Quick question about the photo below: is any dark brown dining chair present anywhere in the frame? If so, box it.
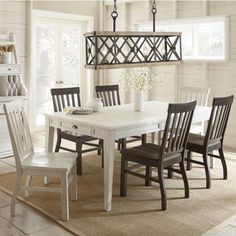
[51,87,103,175]
[120,100,197,210]
[186,95,234,188]
[95,84,146,150]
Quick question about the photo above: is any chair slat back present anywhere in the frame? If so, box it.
[205,95,234,144]
[160,101,197,160]
[95,85,121,107]
[3,101,34,170]
[180,87,210,106]
[51,87,81,112]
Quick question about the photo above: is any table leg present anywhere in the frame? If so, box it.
[45,116,54,153]
[103,130,115,212]
[44,116,55,184]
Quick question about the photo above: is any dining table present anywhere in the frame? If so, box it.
[44,101,211,212]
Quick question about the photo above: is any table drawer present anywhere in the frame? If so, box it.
[0,64,22,75]
[59,119,92,136]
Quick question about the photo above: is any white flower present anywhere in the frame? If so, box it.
[120,67,155,91]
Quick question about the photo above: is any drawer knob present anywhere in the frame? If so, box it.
[8,68,11,71]
[72,125,78,129]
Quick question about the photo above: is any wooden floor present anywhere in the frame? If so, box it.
[0,131,236,236]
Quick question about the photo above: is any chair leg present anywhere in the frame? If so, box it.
[158,168,167,211]
[98,139,104,168]
[157,131,162,144]
[203,153,211,189]
[120,154,128,197]
[71,164,78,201]
[145,165,152,186]
[117,140,121,150]
[61,172,69,221]
[219,148,227,179]
[55,132,61,152]
[11,173,22,216]
[101,144,104,169]
[98,139,103,155]
[121,138,127,151]
[179,161,189,198]
[167,166,173,178]
[186,151,192,171]
[142,134,147,145]
[209,152,215,169]
[25,175,32,197]
[151,132,156,144]
[76,141,83,175]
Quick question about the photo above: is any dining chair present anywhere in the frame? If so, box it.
[179,87,210,135]
[186,95,234,188]
[157,87,210,144]
[4,101,77,221]
[120,100,197,210]
[95,84,146,150]
[51,87,103,175]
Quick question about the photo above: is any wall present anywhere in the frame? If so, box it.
[102,0,236,148]
[0,0,29,87]
[33,1,100,30]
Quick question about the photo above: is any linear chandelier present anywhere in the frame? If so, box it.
[85,0,182,70]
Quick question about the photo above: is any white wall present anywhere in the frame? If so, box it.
[0,0,29,87]
[102,0,236,148]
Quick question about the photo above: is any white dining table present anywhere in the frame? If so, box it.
[45,101,211,212]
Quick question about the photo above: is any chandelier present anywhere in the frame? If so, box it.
[85,0,182,70]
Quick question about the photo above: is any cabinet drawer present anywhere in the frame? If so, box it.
[0,64,22,75]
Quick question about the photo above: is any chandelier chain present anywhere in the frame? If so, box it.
[152,0,157,32]
[111,0,118,32]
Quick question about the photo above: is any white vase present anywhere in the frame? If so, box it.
[87,98,103,112]
[2,52,13,64]
[134,90,143,111]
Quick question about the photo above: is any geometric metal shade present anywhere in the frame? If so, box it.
[85,31,182,70]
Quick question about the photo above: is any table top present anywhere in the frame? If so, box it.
[45,101,211,130]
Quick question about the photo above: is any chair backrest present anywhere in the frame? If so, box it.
[160,101,197,162]
[3,101,34,170]
[179,87,210,106]
[205,95,234,145]
[95,85,121,107]
[51,87,81,112]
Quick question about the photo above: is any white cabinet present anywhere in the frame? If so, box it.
[0,33,27,158]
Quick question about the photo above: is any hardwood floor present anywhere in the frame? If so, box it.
[0,131,236,235]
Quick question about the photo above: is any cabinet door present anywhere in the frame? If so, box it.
[0,114,13,158]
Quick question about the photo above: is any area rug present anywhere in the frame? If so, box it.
[1,152,236,236]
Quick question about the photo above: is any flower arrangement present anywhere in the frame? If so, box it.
[120,67,154,92]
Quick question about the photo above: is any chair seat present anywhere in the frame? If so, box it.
[122,143,162,165]
[22,152,77,172]
[187,133,221,152]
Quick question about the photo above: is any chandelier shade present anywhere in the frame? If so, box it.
[84,0,182,70]
[85,31,182,70]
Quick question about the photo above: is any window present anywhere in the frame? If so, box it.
[137,16,229,61]
[31,10,93,131]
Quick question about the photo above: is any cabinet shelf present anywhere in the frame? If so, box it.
[0,41,14,46]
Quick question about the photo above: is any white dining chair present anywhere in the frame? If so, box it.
[4,101,77,221]
[179,87,215,168]
[179,87,210,135]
